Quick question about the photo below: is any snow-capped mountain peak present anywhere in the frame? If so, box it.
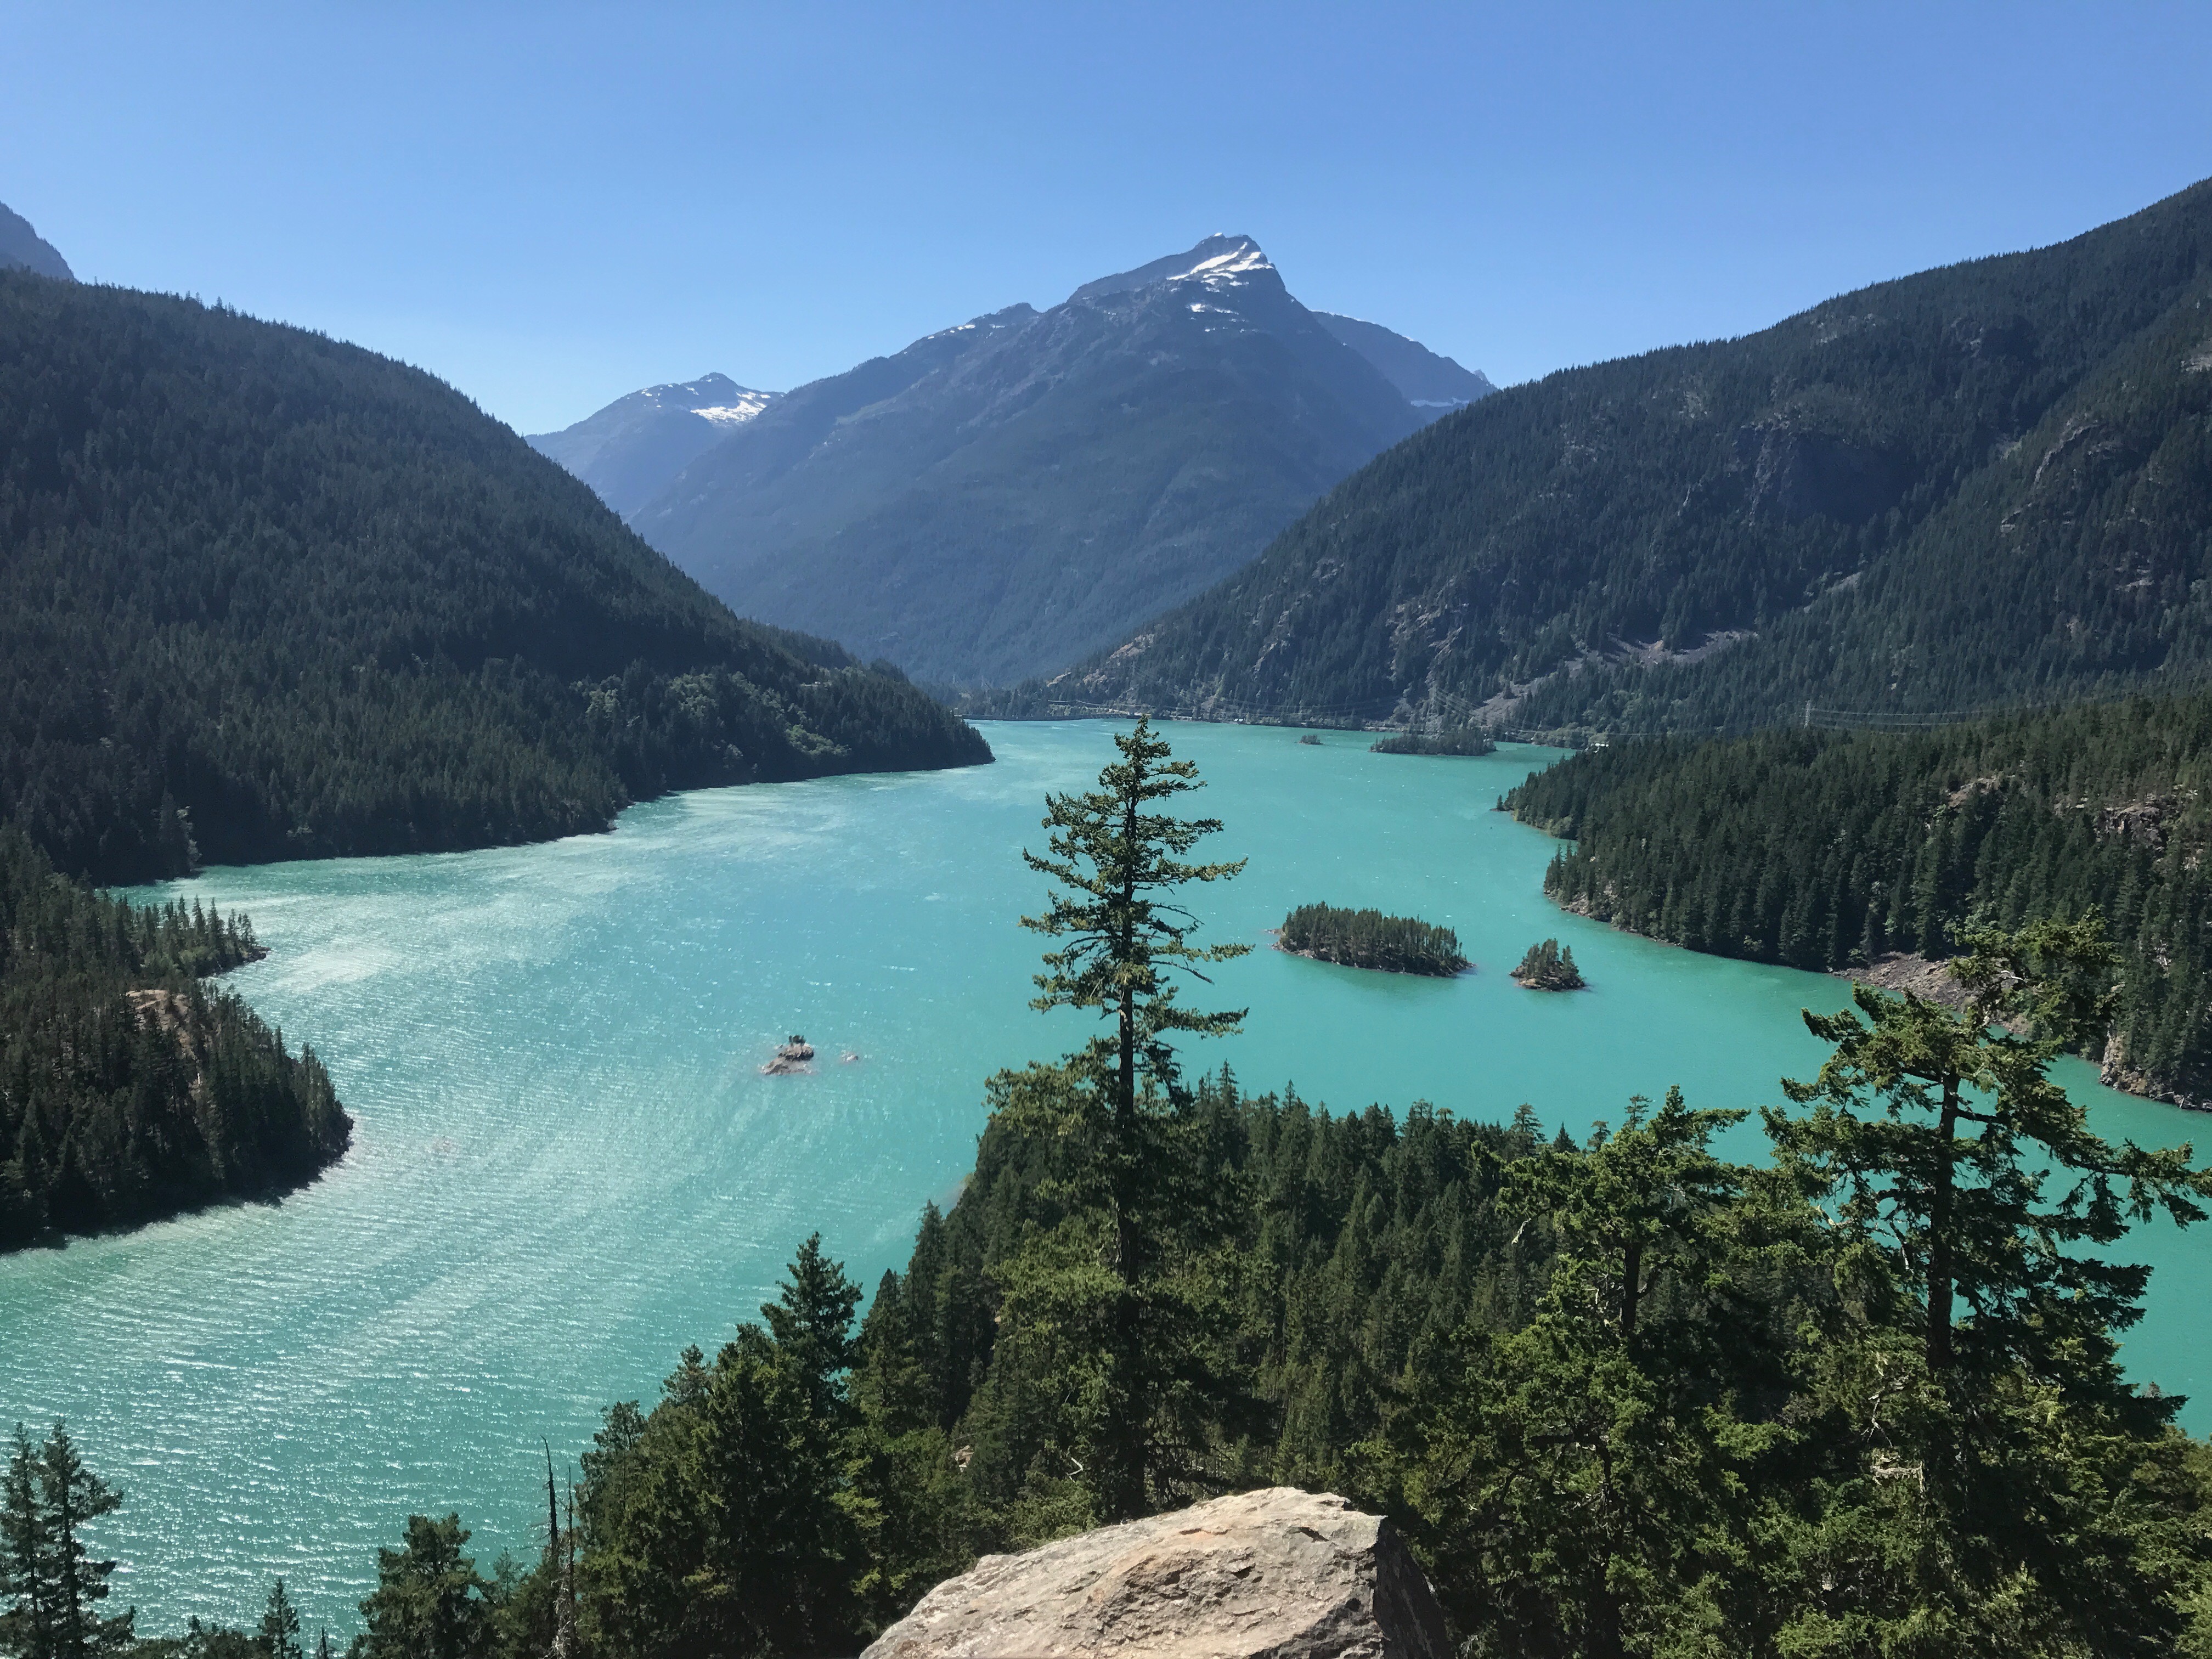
[1168,236,1273,286]
[1066,234,1276,304]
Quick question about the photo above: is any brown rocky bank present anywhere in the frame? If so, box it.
[1839,952,2205,1112]
[862,1487,1450,1659]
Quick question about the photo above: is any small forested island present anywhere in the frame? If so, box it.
[1279,901,1468,975]
[0,827,351,1249]
[1511,937,1585,990]
[1298,732,1323,745]
[1369,727,1497,756]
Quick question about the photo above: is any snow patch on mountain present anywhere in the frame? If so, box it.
[695,392,774,427]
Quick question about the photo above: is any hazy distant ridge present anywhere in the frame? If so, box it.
[528,373,776,518]
[0,201,73,281]
[567,234,1491,684]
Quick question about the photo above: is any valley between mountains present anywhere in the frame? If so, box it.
[14,163,2212,1659]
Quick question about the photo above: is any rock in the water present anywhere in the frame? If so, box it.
[862,1486,1450,1659]
[760,1034,816,1075]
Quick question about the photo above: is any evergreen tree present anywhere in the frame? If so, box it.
[575,1244,867,1658]
[0,1425,131,1659]
[354,1515,493,1659]
[1769,914,2212,1650]
[32,1427,129,1659]
[0,1427,52,1659]
[998,718,1252,1520]
[256,1582,301,1659]
[1383,1090,1802,1655]
[1776,913,2209,1376]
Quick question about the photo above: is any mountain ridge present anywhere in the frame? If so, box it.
[528,371,776,518]
[0,200,72,281]
[536,235,1492,685]
[1024,178,2212,732]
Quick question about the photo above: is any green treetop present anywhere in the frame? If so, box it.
[1777,912,2210,1379]
[0,1424,132,1659]
[1022,715,1251,1147]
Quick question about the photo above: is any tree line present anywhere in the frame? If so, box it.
[15,721,2212,1656]
[0,270,989,887]
[0,825,349,1248]
[1505,690,2212,1104]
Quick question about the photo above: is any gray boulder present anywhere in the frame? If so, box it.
[862,1486,1451,1659]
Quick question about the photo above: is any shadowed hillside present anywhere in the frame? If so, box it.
[0,271,990,884]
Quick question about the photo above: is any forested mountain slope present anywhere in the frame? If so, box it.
[1043,177,2212,730]
[628,236,1487,685]
[0,271,989,885]
[1504,691,2212,1104]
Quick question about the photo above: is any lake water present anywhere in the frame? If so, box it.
[5,719,2210,1634]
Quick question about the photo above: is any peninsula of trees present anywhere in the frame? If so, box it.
[0,269,990,887]
[0,827,349,1249]
[1505,690,2212,1105]
[1278,901,1468,975]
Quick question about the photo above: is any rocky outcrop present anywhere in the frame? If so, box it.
[1838,951,1970,1009]
[760,1035,815,1075]
[862,1487,1451,1659]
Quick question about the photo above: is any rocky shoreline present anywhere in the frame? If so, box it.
[1834,952,2207,1114]
[1554,898,2201,1114]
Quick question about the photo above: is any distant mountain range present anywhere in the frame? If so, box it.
[1030,178,2212,733]
[528,373,775,518]
[0,201,72,280]
[529,235,1492,684]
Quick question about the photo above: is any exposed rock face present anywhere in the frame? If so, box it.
[1838,951,1970,1009]
[760,1035,816,1075]
[862,1487,1451,1659]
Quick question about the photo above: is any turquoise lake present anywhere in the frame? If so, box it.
[5,718,2211,1633]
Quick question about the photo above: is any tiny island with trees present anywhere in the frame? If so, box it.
[1369,727,1497,757]
[1512,937,1587,990]
[1278,902,1469,976]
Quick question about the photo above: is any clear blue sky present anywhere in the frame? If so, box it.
[5,1,2209,433]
